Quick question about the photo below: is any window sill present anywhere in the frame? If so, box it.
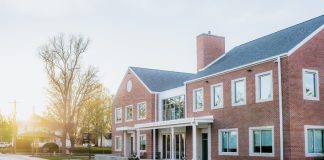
[219,152,238,156]
[211,106,223,110]
[249,153,274,157]
[306,153,324,157]
[232,102,246,107]
[125,119,133,122]
[303,96,320,101]
[256,98,273,103]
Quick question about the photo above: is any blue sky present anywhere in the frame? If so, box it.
[0,0,323,120]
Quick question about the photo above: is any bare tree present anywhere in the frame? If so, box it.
[39,34,99,153]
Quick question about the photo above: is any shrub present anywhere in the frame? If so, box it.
[41,142,59,153]
[69,147,111,154]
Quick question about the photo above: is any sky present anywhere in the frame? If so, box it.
[0,0,323,120]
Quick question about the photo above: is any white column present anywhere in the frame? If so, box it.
[171,127,175,159]
[192,125,197,160]
[153,129,156,160]
[208,124,211,160]
[123,131,127,157]
[137,129,140,158]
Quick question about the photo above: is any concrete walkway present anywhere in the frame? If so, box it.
[0,154,46,160]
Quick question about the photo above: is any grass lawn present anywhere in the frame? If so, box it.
[33,155,94,160]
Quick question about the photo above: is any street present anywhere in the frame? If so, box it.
[0,154,45,160]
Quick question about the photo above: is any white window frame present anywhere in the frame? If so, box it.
[137,102,147,120]
[125,105,133,122]
[193,88,204,112]
[303,69,320,101]
[115,107,122,123]
[115,136,122,151]
[255,70,273,103]
[249,126,274,157]
[304,125,324,157]
[139,134,147,152]
[218,128,239,156]
[231,77,247,106]
[211,83,224,109]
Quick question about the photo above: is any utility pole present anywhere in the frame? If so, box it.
[9,100,17,154]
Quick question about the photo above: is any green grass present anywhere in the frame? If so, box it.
[33,155,92,160]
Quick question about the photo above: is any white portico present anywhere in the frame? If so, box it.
[135,116,214,160]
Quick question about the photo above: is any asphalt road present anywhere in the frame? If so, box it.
[0,154,45,160]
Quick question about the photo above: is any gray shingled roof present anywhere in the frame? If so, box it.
[189,15,324,81]
[130,67,194,92]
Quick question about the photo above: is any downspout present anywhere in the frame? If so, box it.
[277,56,284,160]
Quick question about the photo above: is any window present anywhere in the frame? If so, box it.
[256,71,273,102]
[125,105,133,121]
[305,125,324,157]
[115,136,122,151]
[193,88,204,112]
[249,126,274,156]
[162,95,185,121]
[211,83,223,109]
[137,102,146,120]
[231,77,246,106]
[303,69,319,100]
[218,128,238,155]
[140,134,147,152]
[115,108,122,123]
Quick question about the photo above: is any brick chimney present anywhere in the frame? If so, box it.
[196,32,225,71]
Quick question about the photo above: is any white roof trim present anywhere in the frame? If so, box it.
[287,24,324,56]
[185,54,288,84]
[116,126,135,131]
[135,115,214,130]
[129,67,159,94]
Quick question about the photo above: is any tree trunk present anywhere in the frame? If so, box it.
[100,133,103,148]
[61,129,67,155]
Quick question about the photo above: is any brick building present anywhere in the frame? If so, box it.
[112,15,324,159]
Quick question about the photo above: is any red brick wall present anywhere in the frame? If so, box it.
[112,69,156,157]
[284,29,324,159]
[186,61,281,159]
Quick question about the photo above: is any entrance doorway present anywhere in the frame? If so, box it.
[202,133,208,160]
[162,134,185,160]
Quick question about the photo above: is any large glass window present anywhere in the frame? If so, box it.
[140,134,146,152]
[256,71,273,102]
[115,108,122,123]
[219,129,238,155]
[137,102,146,120]
[307,129,324,154]
[125,105,133,121]
[303,69,319,100]
[232,78,246,106]
[115,136,122,151]
[250,126,273,156]
[163,95,185,121]
[193,88,204,111]
[211,83,223,109]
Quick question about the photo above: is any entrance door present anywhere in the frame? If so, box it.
[162,134,185,160]
[202,133,208,160]
[130,135,134,155]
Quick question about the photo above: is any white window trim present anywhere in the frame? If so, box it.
[255,70,273,103]
[115,107,122,123]
[231,77,247,106]
[115,136,122,151]
[137,102,147,120]
[249,126,274,157]
[193,88,204,112]
[125,105,133,122]
[304,125,324,157]
[211,83,224,109]
[218,128,239,156]
[139,134,147,152]
[303,69,320,101]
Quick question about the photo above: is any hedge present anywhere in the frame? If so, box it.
[69,147,111,154]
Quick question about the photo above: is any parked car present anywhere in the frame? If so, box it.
[0,142,11,148]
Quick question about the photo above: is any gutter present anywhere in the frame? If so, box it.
[277,56,284,160]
